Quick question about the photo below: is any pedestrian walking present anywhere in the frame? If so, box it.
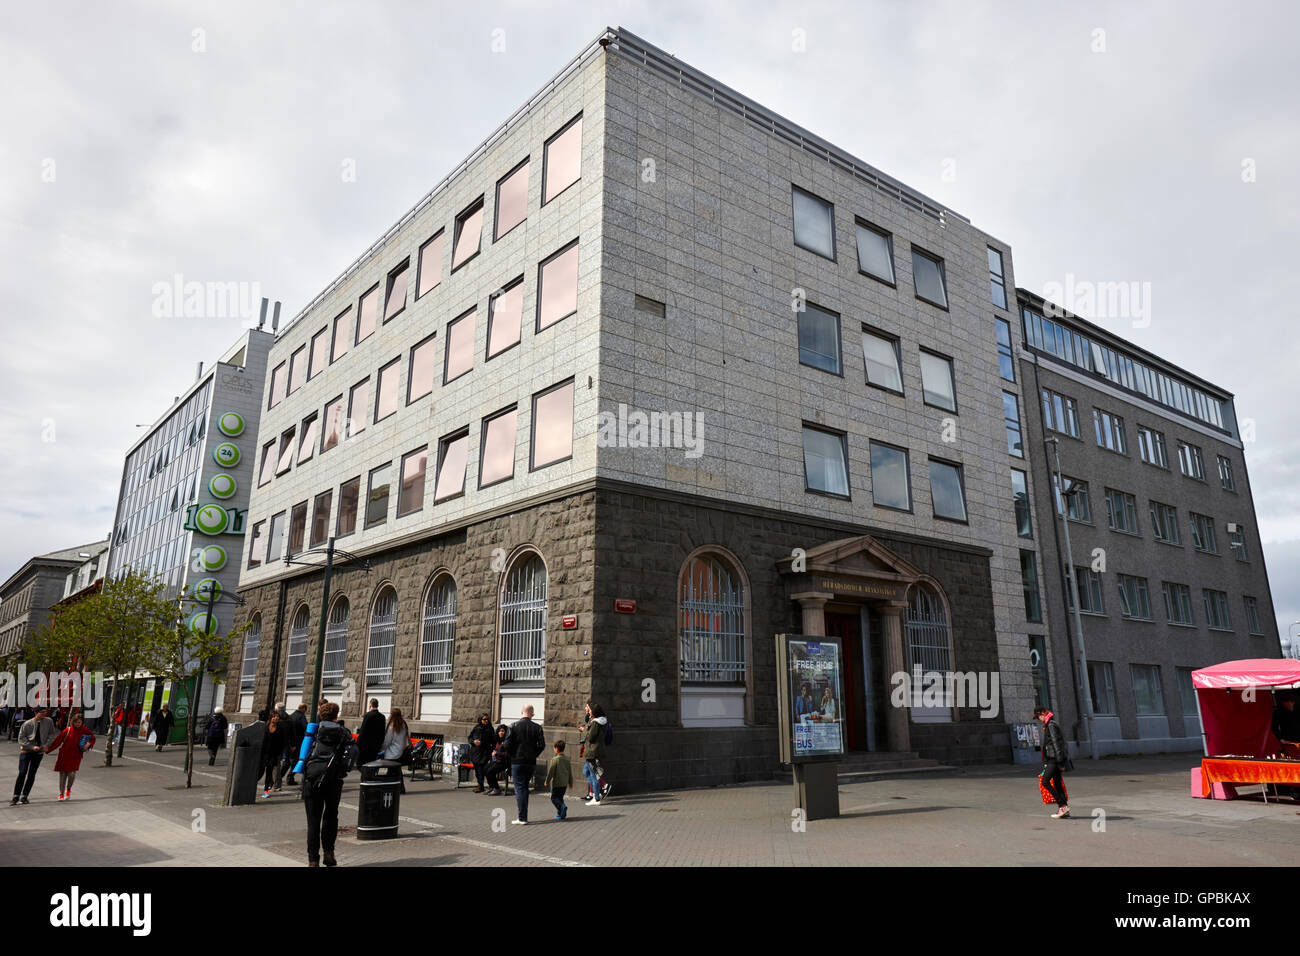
[284,702,308,786]
[261,709,288,796]
[152,705,174,751]
[544,740,573,821]
[381,708,410,794]
[356,698,385,765]
[48,712,95,801]
[484,724,510,795]
[1035,706,1071,819]
[205,707,228,766]
[467,713,494,792]
[12,706,56,805]
[505,705,545,824]
[580,701,613,804]
[300,701,358,867]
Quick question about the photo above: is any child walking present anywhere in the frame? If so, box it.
[544,740,573,821]
[49,712,95,801]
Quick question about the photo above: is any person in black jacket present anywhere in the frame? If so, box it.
[284,703,309,785]
[1035,706,1071,819]
[484,725,510,795]
[356,699,386,765]
[205,708,228,766]
[467,713,494,793]
[505,706,545,824]
[152,705,174,751]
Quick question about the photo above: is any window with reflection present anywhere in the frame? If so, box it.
[802,426,849,497]
[435,430,469,501]
[855,221,894,283]
[355,284,379,345]
[321,396,344,452]
[398,446,428,516]
[309,327,329,379]
[383,260,409,322]
[298,413,319,464]
[479,407,518,487]
[408,333,437,403]
[487,278,524,358]
[288,501,307,555]
[366,463,392,528]
[452,198,484,270]
[912,248,948,308]
[543,115,582,203]
[869,441,910,511]
[495,159,529,239]
[537,241,579,331]
[444,309,476,383]
[289,346,307,393]
[310,490,332,548]
[862,329,903,392]
[337,477,360,537]
[348,379,369,437]
[276,427,296,475]
[375,358,400,422]
[417,231,444,298]
[929,459,967,521]
[792,186,834,260]
[331,309,351,362]
[531,380,574,470]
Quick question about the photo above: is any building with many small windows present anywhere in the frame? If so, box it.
[227,28,1057,790]
[0,540,109,661]
[1015,289,1280,754]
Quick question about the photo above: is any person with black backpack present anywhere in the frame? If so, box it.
[300,701,359,866]
[505,705,545,825]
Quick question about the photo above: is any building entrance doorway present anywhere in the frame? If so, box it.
[823,608,881,752]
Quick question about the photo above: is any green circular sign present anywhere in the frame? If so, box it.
[194,578,222,602]
[209,473,237,499]
[212,443,241,468]
[194,505,229,536]
[188,612,218,636]
[198,545,227,572]
[217,412,245,437]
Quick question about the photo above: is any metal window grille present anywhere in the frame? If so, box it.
[905,586,952,674]
[239,616,261,690]
[366,589,397,687]
[421,577,457,686]
[322,598,350,688]
[284,608,309,689]
[679,555,746,683]
[499,555,546,683]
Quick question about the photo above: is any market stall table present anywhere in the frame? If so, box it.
[1199,756,1300,801]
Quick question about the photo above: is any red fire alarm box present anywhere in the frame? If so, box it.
[561,614,578,629]
[614,599,636,614]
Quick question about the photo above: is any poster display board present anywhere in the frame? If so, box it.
[776,634,846,764]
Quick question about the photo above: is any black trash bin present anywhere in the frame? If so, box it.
[357,760,402,840]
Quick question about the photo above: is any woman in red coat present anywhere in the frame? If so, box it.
[49,712,95,801]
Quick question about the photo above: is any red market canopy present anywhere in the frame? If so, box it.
[1190,658,1300,690]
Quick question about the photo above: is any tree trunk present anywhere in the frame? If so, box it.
[103,674,119,767]
[183,675,196,789]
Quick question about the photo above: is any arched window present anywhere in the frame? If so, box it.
[284,606,310,690]
[322,597,350,688]
[680,553,746,683]
[421,575,457,686]
[499,553,546,683]
[366,587,398,687]
[239,613,262,691]
[905,583,954,723]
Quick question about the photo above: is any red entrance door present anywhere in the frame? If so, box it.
[823,611,863,751]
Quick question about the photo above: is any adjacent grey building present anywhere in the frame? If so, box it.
[0,539,109,660]
[1016,289,1280,754]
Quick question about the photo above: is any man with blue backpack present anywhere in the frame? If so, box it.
[580,701,613,805]
[300,701,359,867]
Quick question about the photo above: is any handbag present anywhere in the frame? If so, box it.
[399,744,415,766]
[1038,771,1069,805]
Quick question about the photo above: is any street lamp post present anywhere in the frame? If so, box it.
[1047,436,1098,761]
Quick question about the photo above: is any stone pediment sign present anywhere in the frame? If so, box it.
[778,535,921,605]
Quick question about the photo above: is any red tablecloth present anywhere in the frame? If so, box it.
[1200,757,1300,796]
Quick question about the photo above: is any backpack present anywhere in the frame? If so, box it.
[303,724,357,789]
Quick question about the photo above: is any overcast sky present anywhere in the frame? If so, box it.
[2,0,1297,637]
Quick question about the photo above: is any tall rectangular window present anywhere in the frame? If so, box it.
[995,317,1015,382]
[310,490,332,548]
[1162,581,1194,625]
[802,426,849,497]
[321,396,344,453]
[542,114,582,204]
[531,380,574,470]
[298,413,319,464]
[920,350,957,411]
[266,511,286,563]
[1011,469,1031,537]
[444,308,476,383]
[487,278,524,358]
[1117,574,1152,620]
[855,220,894,283]
[1131,664,1166,715]
[1203,589,1231,631]
[869,441,911,511]
[791,186,835,260]
[258,440,276,487]
[288,501,308,555]
[929,459,967,521]
[862,329,903,392]
[276,427,296,475]
[383,259,409,322]
[798,303,842,374]
[347,379,369,437]
[1067,565,1105,614]
[248,520,265,568]
[336,477,360,537]
[1228,524,1248,561]
[1150,500,1180,544]
[1093,408,1127,454]
[1089,662,1117,715]
[1020,550,1042,623]
[289,346,307,394]
[494,159,529,239]
[1178,441,1205,480]
[375,358,400,422]
[1041,388,1080,438]
[1104,488,1139,534]
[416,231,444,299]
[1137,425,1167,467]
[479,406,518,488]
[434,429,469,501]
[1244,596,1263,634]
[911,248,948,308]
[407,333,438,403]
[1176,667,1200,716]
[398,447,428,516]
[365,462,392,528]
[451,198,484,271]
[268,362,286,410]
[355,284,379,345]
[1217,455,1235,491]
[537,240,579,331]
[1003,391,1023,457]
[988,246,1007,309]
[1190,512,1218,553]
[331,308,351,362]
[309,327,330,379]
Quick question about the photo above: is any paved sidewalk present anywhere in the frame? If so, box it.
[4,737,1298,866]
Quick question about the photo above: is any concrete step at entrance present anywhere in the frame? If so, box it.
[776,751,960,783]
